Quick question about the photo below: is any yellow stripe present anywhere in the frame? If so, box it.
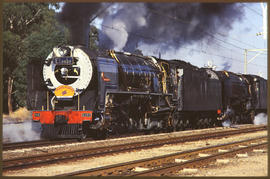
[160,62,168,93]
[109,50,120,63]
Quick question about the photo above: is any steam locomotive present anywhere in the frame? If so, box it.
[27,45,267,140]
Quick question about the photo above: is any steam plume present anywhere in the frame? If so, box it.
[3,108,41,143]
[222,61,232,70]
[3,121,41,143]
[58,3,244,52]
[254,113,267,125]
[222,119,231,127]
[101,3,244,52]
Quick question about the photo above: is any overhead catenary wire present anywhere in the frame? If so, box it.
[93,21,266,68]
[89,3,113,23]
[242,3,263,17]
[146,8,246,51]
[88,3,266,70]
[147,5,267,53]
[144,6,267,68]
[215,31,258,49]
[91,3,266,56]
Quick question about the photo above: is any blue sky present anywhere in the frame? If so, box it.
[204,2,267,78]
[136,2,267,79]
[56,2,267,79]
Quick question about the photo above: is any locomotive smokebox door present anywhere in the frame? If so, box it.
[43,46,94,100]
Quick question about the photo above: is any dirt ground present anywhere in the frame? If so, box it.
[191,152,268,176]
[3,129,267,177]
[173,151,267,176]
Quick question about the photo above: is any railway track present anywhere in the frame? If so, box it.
[58,136,267,176]
[3,131,146,151]
[3,124,265,151]
[3,139,79,151]
[3,125,266,172]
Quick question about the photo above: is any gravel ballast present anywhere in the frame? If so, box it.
[3,128,267,176]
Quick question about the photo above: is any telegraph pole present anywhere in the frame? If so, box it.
[244,49,247,74]
[244,3,267,74]
[244,49,267,74]
[261,2,267,40]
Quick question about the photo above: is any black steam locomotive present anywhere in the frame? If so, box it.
[27,45,267,140]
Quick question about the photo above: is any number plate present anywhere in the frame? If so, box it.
[53,57,74,65]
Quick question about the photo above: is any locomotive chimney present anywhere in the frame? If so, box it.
[86,25,90,48]
[58,3,102,48]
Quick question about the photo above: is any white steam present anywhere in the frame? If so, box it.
[222,119,231,127]
[254,113,268,125]
[3,121,41,143]
[103,17,129,51]
[102,3,147,51]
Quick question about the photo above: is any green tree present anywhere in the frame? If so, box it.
[3,2,70,114]
[3,31,23,114]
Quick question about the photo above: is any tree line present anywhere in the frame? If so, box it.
[3,3,71,114]
[2,3,122,114]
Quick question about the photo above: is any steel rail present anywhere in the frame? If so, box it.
[3,131,148,151]
[3,125,266,171]
[58,136,267,176]
[132,141,267,176]
[3,139,80,151]
[4,125,266,151]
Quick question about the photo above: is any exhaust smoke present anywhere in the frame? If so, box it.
[3,108,41,143]
[101,3,244,52]
[253,113,267,125]
[58,3,244,52]
[222,119,232,127]
[222,61,232,71]
[3,121,41,143]
[58,3,102,46]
